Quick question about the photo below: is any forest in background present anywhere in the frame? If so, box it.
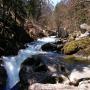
[0,0,90,56]
[1,0,90,35]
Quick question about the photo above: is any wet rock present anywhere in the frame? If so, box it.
[19,54,70,89]
[41,42,63,52]
[41,43,57,51]
[19,56,49,89]
[0,60,7,90]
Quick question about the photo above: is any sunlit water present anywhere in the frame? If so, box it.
[2,36,59,90]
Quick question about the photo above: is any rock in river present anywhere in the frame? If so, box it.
[41,41,63,52]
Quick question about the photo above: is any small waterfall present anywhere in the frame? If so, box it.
[2,36,59,90]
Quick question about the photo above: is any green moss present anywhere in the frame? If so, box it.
[63,38,90,55]
[63,41,78,54]
[76,38,90,49]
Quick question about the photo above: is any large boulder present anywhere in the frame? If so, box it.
[41,40,63,52]
[63,41,79,55]
[41,43,57,51]
[19,56,49,89]
[63,37,90,55]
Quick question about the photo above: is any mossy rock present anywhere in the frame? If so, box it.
[63,41,78,55]
[76,38,90,49]
[63,38,90,55]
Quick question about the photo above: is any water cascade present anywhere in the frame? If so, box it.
[2,36,59,90]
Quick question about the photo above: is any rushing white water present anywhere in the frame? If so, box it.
[2,36,59,90]
[38,36,57,43]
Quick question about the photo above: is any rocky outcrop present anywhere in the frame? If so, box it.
[0,25,34,57]
[25,21,46,40]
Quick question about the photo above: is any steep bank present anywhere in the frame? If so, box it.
[0,24,34,57]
